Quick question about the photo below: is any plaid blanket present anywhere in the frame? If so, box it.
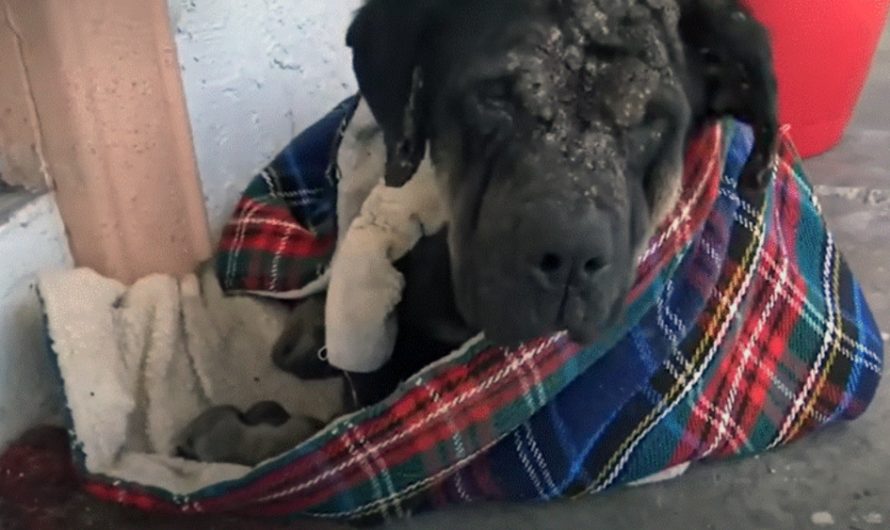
[216,96,360,295]
[84,98,882,524]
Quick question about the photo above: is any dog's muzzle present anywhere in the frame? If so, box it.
[449,163,641,346]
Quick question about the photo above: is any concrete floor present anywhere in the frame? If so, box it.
[393,21,890,530]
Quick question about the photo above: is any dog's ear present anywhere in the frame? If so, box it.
[347,0,441,187]
[678,0,779,189]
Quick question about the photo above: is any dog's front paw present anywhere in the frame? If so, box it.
[325,250,402,373]
[175,402,324,466]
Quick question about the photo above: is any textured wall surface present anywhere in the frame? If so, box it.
[169,0,362,238]
[0,194,73,448]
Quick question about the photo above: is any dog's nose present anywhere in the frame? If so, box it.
[521,204,611,293]
[534,251,607,286]
[465,195,627,346]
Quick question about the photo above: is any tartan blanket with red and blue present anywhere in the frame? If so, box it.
[85,97,883,523]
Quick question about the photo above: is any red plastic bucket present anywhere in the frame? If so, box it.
[743,1,890,157]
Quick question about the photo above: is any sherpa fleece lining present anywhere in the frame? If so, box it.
[38,265,346,494]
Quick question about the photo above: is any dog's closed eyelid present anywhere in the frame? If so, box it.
[464,96,515,141]
[640,91,679,126]
[623,111,674,174]
[625,103,671,146]
[479,81,509,98]
[639,107,669,130]
[471,76,517,104]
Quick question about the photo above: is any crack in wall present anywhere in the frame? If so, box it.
[2,1,51,192]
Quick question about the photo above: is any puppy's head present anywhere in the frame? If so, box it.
[348,0,777,345]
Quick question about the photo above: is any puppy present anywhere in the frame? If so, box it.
[178,0,778,464]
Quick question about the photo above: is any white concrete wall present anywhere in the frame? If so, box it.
[169,0,362,238]
[0,194,73,448]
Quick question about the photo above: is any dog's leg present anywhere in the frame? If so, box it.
[180,295,343,465]
[175,402,324,466]
[325,158,447,373]
[271,294,339,379]
[341,230,477,407]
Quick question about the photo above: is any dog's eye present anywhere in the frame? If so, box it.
[642,114,669,140]
[469,79,516,139]
[625,107,670,173]
[627,110,668,146]
[475,78,513,105]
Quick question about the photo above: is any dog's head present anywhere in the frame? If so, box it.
[347,0,777,345]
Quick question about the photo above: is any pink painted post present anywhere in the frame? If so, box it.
[4,0,212,283]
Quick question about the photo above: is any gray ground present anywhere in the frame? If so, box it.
[392,20,890,530]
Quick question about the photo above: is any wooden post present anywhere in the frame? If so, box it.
[2,0,212,283]
[0,3,47,191]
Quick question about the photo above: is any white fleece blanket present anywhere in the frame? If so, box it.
[38,266,345,494]
[33,99,444,494]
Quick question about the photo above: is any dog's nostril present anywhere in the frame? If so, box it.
[540,253,563,273]
[584,258,606,274]
[537,254,606,276]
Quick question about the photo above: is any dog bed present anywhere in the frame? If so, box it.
[39,96,883,524]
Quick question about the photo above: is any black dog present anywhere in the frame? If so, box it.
[277,0,778,403]
[178,0,778,464]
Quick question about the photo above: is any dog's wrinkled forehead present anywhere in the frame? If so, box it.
[507,0,682,131]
